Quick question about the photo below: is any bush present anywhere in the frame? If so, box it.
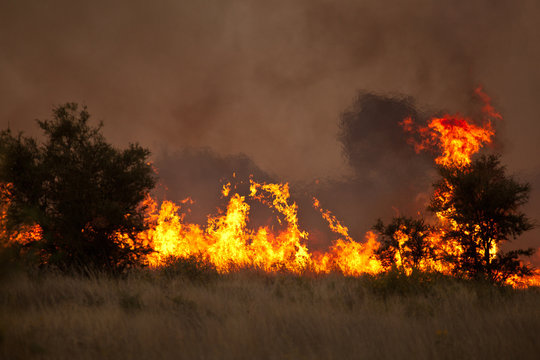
[0,103,156,273]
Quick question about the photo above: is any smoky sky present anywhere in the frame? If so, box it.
[2,1,540,252]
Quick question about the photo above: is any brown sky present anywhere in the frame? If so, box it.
[2,0,540,250]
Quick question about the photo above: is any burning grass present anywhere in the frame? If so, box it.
[1,267,540,360]
[2,88,538,287]
[2,90,539,358]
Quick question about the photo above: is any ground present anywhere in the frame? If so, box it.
[1,269,539,360]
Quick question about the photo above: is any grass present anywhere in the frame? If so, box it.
[1,266,540,360]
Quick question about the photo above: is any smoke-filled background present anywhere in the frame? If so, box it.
[2,0,540,258]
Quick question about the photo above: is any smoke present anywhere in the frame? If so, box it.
[153,147,273,225]
[339,93,434,183]
[2,0,539,180]
[2,1,540,253]
[298,93,436,242]
[152,93,436,247]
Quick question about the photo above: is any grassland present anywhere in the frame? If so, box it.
[1,266,540,360]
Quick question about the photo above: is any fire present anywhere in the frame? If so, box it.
[313,197,352,241]
[136,181,386,275]
[142,198,207,267]
[400,115,494,168]
[140,180,314,273]
[141,181,339,273]
[0,183,42,246]
[2,87,539,287]
[400,88,539,286]
[401,85,499,168]
[315,232,382,276]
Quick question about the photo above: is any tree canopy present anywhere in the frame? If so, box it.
[0,103,156,272]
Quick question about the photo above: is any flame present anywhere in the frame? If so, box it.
[142,198,206,267]
[401,86,501,169]
[313,197,352,241]
[314,231,382,276]
[3,88,539,287]
[399,88,540,286]
[506,269,540,289]
[222,182,231,197]
[0,183,43,246]
[401,115,494,168]
[139,180,315,273]
[137,182,384,275]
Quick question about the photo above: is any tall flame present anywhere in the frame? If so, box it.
[139,187,383,275]
[2,88,538,287]
[400,115,494,168]
[400,87,538,285]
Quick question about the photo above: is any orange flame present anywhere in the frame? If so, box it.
[401,87,501,168]
[313,197,352,241]
[401,115,494,168]
[0,183,43,246]
[314,231,382,276]
[140,180,314,273]
[3,88,539,287]
[137,181,385,275]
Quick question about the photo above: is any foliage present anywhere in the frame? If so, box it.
[0,103,156,272]
[430,154,535,282]
[373,216,434,271]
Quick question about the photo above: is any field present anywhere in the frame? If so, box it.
[1,266,540,360]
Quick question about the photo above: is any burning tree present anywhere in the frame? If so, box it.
[0,103,156,272]
[430,154,535,282]
[397,87,538,285]
[373,216,434,272]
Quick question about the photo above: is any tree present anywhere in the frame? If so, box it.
[0,103,156,272]
[429,154,535,282]
[373,216,434,272]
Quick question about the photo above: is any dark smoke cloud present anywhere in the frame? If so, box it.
[299,93,436,242]
[339,93,433,182]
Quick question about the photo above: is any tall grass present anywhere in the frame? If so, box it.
[1,266,539,359]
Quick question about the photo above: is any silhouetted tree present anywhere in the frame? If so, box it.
[373,216,433,271]
[429,154,535,282]
[0,103,156,272]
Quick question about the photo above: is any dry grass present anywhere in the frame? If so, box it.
[1,268,539,360]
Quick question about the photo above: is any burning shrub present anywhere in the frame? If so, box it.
[430,154,535,282]
[373,216,435,272]
[0,103,156,273]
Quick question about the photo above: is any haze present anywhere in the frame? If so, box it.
[2,0,539,255]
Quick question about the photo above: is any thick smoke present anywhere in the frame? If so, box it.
[298,93,436,242]
[3,0,540,180]
[339,93,434,185]
[2,1,540,255]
